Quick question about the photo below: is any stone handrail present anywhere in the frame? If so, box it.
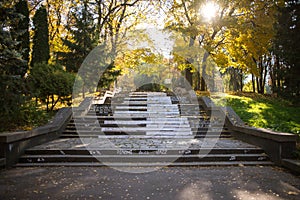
[0,97,98,168]
[0,107,72,168]
[72,97,93,116]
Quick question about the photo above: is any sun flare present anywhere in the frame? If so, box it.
[201,2,219,21]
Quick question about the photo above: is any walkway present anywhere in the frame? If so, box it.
[1,166,299,200]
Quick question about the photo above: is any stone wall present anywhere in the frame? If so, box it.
[0,108,72,168]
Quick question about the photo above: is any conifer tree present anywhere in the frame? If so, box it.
[31,6,50,67]
[0,0,27,126]
[0,1,26,76]
[273,1,300,98]
[13,0,30,76]
[58,0,96,73]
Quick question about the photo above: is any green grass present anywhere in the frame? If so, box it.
[212,92,300,135]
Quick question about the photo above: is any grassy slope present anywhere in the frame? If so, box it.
[212,92,300,135]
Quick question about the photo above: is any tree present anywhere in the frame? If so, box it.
[31,6,50,67]
[58,0,148,98]
[45,0,72,62]
[0,0,27,127]
[58,0,96,73]
[97,62,121,90]
[272,1,300,99]
[115,47,173,91]
[11,0,30,77]
[222,67,244,92]
[58,0,145,71]
[0,1,27,76]
[93,0,144,51]
[165,0,281,92]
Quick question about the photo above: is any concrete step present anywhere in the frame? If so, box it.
[67,123,224,129]
[112,111,180,115]
[18,153,270,163]
[69,120,218,126]
[24,148,266,155]
[145,132,192,136]
[62,128,230,134]
[15,161,274,167]
[114,108,147,112]
[64,126,225,132]
[65,126,192,132]
[102,120,190,125]
[114,106,148,110]
[71,116,148,121]
[59,134,232,139]
[100,127,191,131]
[68,131,192,136]
[110,114,181,117]
[120,100,173,104]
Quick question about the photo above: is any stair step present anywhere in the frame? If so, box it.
[15,161,274,167]
[24,148,266,155]
[19,154,270,163]
[101,121,190,125]
[65,125,225,130]
[62,129,229,134]
[111,114,180,118]
[113,111,180,114]
[100,127,191,132]
[60,134,232,138]
[73,116,188,120]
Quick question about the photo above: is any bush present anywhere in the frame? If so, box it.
[28,62,75,111]
[0,98,54,132]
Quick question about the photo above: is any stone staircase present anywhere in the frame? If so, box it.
[16,92,273,167]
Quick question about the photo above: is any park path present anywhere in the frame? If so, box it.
[1,166,300,200]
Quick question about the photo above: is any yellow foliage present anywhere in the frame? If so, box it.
[165,0,282,75]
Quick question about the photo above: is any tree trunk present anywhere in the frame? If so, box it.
[256,76,261,94]
[269,55,277,93]
[185,36,195,87]
[51,94,55,110]
[196,62,201,90]
[276,58,281,93]
[252,73,256,93]
[46,96,49,112]
[185,68,193,87]
[240,69,243,92]
[262,61,268,94]
[200,52,209,91]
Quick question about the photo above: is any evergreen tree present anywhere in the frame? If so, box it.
[12,0,30,76]
[0,1,26,75]
[31,6,50,67]
[58,0,96,73]
[0,1,27,127]
[273,1,300,98]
